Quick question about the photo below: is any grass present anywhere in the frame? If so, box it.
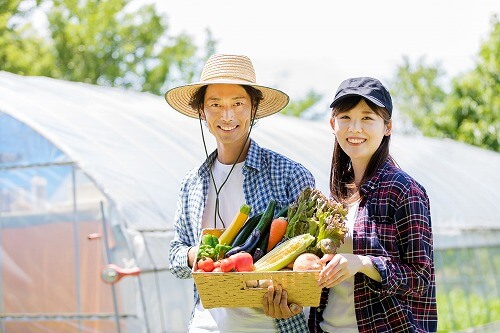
[437,289,500,332]
[435,246,500,332]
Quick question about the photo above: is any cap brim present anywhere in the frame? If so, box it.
[330,93,387,109]
[165,81,289,119]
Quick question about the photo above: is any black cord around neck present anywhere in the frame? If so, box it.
[198,110,257,229]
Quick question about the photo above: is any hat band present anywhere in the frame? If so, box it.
[200,75,256,84]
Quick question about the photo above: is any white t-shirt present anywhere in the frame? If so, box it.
[190,159,276,333]
[320,200,360,333]
[201,159,246,230]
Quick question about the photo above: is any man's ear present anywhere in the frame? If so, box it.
[251,107,258,120]
[198,108,206,120]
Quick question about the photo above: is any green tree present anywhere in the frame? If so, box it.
[0,0,214,95]
[392,15,499,151]
[438,17,499,151]
[391,56,446,134]
[282,89,323,118]
[0,0,55,76]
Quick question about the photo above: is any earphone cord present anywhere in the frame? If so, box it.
[198,110,257,229]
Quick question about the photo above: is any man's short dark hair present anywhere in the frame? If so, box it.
[189,85,263,117]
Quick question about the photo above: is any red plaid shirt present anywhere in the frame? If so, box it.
[309,160,437,332]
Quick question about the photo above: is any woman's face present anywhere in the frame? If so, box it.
[201,84,253,147]
[331,98,391,166]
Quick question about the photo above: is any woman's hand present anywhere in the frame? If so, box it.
[317,253,381,287]
[317,253,363,288]
[262,285,302,319]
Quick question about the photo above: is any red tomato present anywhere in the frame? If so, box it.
[220,258,235,272]
[229,252,254,272]
[197,257,215,272]
[213,267,222,272]
[213,261,221,268]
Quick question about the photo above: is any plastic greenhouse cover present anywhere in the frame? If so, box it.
[1,71,499,237]
[0,113,68,168]
[1,71,499,332]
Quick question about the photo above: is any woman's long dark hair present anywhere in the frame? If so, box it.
[330,96,394,203]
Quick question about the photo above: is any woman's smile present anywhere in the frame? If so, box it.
[346,137,366,145]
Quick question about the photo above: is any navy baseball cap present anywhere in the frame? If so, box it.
[330,77,393,116]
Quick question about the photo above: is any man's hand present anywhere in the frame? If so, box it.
[188,246,198,268]
[262,285,302,319]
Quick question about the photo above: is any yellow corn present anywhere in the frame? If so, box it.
[218,204,252,245]
[254,233,315,271]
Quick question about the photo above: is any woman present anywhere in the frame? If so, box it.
[308,77,437,332]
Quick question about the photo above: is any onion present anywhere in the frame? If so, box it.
[292,253,323,271]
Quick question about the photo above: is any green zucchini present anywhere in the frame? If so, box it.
[255,199,276,232]
[230,212,262,247]
[252,201,278,260]
[231,199,276,248]
[276,204,289,218]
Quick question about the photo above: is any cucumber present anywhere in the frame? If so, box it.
[230,212,262,247]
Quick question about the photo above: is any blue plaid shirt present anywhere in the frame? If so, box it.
[169,139,315,332]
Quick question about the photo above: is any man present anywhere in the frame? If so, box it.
[167,54,313,332]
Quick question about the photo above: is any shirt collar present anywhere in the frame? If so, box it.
[198,138,261,176]
[199,150,217,178]
[244,139,262,171]
[360,159,394,195]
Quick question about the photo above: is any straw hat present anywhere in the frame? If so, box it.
[164,54,289,119]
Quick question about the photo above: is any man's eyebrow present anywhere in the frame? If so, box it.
[205,96,247,101]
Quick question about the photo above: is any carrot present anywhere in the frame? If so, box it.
[266,217,288,253]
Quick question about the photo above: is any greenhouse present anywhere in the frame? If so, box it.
[0,71,499,332]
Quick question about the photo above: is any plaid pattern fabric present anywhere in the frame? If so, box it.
[169,139,315,332]
[309,160,437,333]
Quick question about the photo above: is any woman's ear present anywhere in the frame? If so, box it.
[385,120,393,136]
[330,117,336,130]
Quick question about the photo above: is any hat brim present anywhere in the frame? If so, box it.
[165,80,289,119]
[330,93,387,109]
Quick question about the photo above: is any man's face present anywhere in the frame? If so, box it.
[201,84,253,147]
